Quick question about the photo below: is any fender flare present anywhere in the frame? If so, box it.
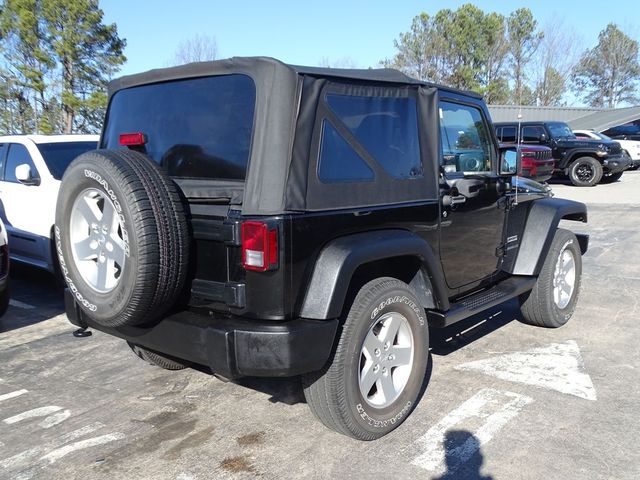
[299,229,448,320]
[512,197,587,276]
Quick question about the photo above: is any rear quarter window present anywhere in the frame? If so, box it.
[102,74,256,180]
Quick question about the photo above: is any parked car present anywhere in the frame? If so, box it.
[58,57,588,440]
[495,121,631,186]
[0,218,9,318]
[609,133,640,142]
[574,129,640,171]
[0,135,98,273]
[602,124,640,138]
[499,143,554,182]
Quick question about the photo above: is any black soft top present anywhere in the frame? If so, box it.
[106,57,471,214]
[108,56,479,98]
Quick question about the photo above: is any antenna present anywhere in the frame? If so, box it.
[514,108,523,206]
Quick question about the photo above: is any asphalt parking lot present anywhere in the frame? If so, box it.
[1,172,639,480]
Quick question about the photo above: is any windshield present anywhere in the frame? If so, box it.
[547,123,575,139]
[593,132,612,141]
[37,142,97,180]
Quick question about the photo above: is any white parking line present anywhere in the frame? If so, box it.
[9,299,36,310]
[3,406,63,425]
[455,340,597,400]
[411,388,533,475]
[39,409,71,429]
[40,432,126,464]
[0,389,28,402]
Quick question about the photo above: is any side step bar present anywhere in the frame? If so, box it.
[427,276,536,328]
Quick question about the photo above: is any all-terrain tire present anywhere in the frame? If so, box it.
[519,228,582,328]
[568,156,603,186]
[55,150,189,327]
[127,342,187,370]
[302,278,429,440]
[600,171,623,183]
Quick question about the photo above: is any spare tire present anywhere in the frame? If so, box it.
[55,149,189,327]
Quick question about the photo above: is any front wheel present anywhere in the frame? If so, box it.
[568,156,603,186]
[302,278,429,440]
[519,228,582,328]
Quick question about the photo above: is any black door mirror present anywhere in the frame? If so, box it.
[539,133,547,142]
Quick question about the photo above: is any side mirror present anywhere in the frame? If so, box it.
[539,133,547,142]
[499,148,520,175]
[15,164,40,186]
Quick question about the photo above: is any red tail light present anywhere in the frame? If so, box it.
[242,221,278,272]
[119,132,147,146]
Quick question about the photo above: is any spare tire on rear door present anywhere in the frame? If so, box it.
[55,149,189,327]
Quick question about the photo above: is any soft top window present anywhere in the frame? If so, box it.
[102,74,256,180]
[324,94,422,180]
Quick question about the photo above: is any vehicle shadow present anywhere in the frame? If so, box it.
[432,430,494,480]
[211,299,520,407]
[429,298,520,356]
[1,263,64,333]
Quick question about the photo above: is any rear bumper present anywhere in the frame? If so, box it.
[65,289,338,379]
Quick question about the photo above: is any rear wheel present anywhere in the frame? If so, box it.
[519,229,582,328]
[568,156,603,186]
[302,278,429,440]
[127,342,187,370]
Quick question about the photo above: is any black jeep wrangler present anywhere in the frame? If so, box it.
[57,57,588,440]
[495,120,630,186]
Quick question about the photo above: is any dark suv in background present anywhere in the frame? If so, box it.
[57,57,588,440]
[495,121,630,186]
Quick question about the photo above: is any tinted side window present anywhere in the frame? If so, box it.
[325,94,422,179]
[102,74,256,180]
[36,142,97,180]
[318,120,374,182]
[522,126,545,143]
[4,144,38,183]
[439,102,492,173]
[499,126,516,143]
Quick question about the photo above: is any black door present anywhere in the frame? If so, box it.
[438,100,506,291]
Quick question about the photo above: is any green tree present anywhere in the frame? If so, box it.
[533,20,580,106]
[507,8,543,104]
[384,12,448,84]
[42,0,126,133]
[385,4,510,101]
[572,24,640,107]
[535,66,565,106]
[0,0,54,133]
[0,0,126,134]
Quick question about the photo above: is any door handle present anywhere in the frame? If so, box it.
[442,194,466,207]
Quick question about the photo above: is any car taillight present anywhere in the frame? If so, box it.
[242,221,278,272]
[119,132,147,146]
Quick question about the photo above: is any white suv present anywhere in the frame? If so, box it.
[0,135,98,273]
